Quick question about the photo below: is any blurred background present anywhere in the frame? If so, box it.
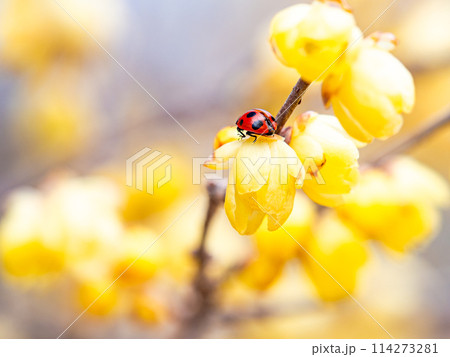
[0,0,449,338]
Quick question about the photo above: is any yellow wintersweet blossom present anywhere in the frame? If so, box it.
[302,211,368,301]
[120,156,189,222]
[0,189,66,278]
[131,292,169,324]
[77,279,120,316]
[289,111,359,207]
[337,157,449,253]
[253,194,315,262]
[0,173,126,280]
[112,226,164,286]
[238,255,285,291]
[322,32,415,143]
[45,175,124,265]
[205,135,304,235]
[270,0,356,83]
[0,0,124,73]
[15,76,93,156]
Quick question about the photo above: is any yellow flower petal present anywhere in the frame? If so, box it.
[270,1,356,82]
[224,164,265,235]
[204,139,242,170]
[235,138,271,195]
[290,112,359,205]
[323,34,415,142]
[213,126,239,150]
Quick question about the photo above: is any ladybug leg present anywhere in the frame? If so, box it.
[237,127,246,140]
[247,131,258,143]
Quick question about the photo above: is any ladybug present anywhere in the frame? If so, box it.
[236,109,277,142]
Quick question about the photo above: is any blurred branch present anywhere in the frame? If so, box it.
[177,181,225,338]
[275,77,310,134]
[366,108,450,166]
[219,300,318,325]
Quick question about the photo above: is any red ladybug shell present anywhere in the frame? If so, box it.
[236,109,277,135]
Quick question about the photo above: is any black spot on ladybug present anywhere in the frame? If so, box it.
[251,120,264,130]
[247,111,257,118]
[239,119,244,126]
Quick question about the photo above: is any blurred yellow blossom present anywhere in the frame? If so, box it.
[289,111,359,206]
[253,194,315,262]
[0,0,124,73]
[302,211,368,301]
[322,32,415,143]
[45,175,123,265]
[131,292,170,324]
[0,189,66,278]
[0,173,124,280]
[112,226,163,286]
[270,0,356,83]
[238,255,285,291]
[120,157,190,223]
[205,135,304,235]
[337,157,449,253]
[14,77,93,156]
[77,278,120,316]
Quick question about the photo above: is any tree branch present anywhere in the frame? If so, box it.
[275,77,310,133]
[177,181,225,338]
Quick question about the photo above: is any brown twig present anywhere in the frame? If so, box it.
[219,300,318,325]
[366,108,450,166]
[177,181,225,338]
[275,77,310,133]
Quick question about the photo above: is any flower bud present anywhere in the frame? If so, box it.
[322,32,415,143]
[337,157,449,252]
[270,0,356,83]
[289,111,359,206]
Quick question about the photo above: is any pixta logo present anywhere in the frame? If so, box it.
[126,148,172,194]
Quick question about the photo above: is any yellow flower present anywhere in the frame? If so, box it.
[270,0,356,83]
[302,211,368,301]
[213,126,240,150]
[0,189,66,278]
[322,32,415,143]
[131,292,169,324]
[45,175,124,265]
[14,75,93,157]
[77,279,120,316]
[239,255,285,291]
[206,135,304,235]
[120,156,189,223]
[112,226,163,286]
[337,157,449,253]
[253,194,315,262]
[289,111,359,207]
[0,174,127,279]
[0,0,124,73]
